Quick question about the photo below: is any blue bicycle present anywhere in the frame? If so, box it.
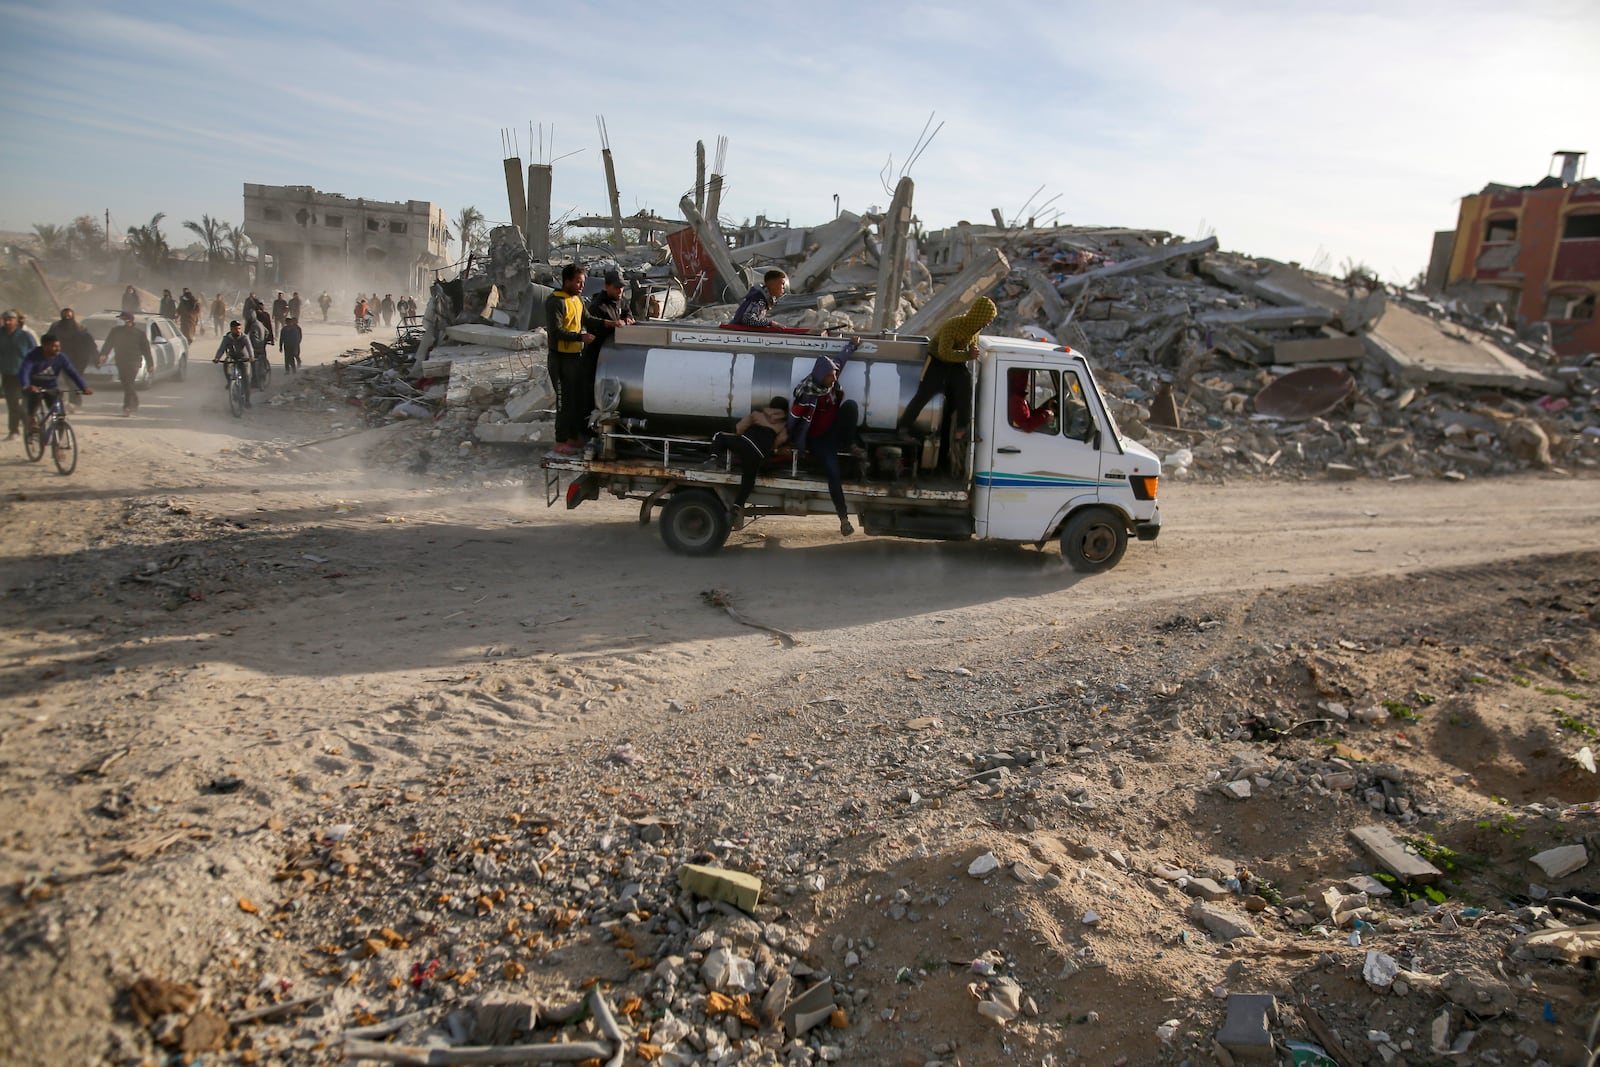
[23,386,84,475]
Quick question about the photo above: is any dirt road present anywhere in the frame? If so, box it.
[1,325,1597,1064]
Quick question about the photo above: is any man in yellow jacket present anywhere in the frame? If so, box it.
[896,296,996,436]
[544,263,598,456]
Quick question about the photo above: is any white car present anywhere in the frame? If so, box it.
[80,311,191,386]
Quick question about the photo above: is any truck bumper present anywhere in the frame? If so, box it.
[1135,507,1161,541]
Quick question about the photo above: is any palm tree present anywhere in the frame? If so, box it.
[32,223,69,260]
[454,205,484,264]
[125,212,171,269]
[223,223,251,265]
[68,215,107,261]
[184,214,228,265]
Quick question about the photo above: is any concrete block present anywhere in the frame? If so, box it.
[505,389,553,423]
[1189,901,1258,940]
[677,863,761,912]
[1530,844,1589,880]
[1217,993,1276,1061]
[1185,877,1229,901]
[474,422,541,444]
[443,323,542,351]
[1349,825,1443,884]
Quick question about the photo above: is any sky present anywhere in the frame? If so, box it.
[2,0,1598,284]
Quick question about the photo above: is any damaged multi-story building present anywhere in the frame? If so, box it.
[241,183,451,294]
[1428,151,1599,356]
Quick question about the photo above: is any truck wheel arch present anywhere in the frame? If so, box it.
[1038,494,1126,547]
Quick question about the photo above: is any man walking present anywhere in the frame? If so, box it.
[380,293,395,327]
[279,316,302,374]
[271,291,289,338]
[121,285,141,313]
[97,310,153,416]
[48,307,97,409]
[177,287,202,342]
[1,309,40,439]
[317,290,332,322]
[288,291,302,323]
[210,293,227,336]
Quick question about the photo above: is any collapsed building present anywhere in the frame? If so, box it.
[306,143,1598,485]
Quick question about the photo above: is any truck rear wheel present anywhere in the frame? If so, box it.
[1060,507,1127,573]
[660,490,730,556]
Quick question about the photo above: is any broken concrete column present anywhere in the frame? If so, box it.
[898,247,1010,337]
[503,157,527,237]
[1023,266,1069,332]
[694,141,706,214]
[677,195,748,303]
[602,148,625,248]
[788,211,865,294]
[1057,236,1219,299]
[990,207,1005,228]
[527,164,552,262]
[871,177,914,333]
[1194,305,1335,330]
[706,174,725,229]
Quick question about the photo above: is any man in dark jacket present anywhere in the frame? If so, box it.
[248,309,273,387]
[581,270,634,419]
[97,310,153,415]
[48,308,98,409]
[121,286,141,313]
[271,292,289,337]
[788,339,865,537]
[159,289,177,320]
[279,317,303,373]
[380,293,395,327]
[1,309,40,438]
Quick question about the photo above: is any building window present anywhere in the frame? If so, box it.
[325,214,343,228]
[390,221,407,234]
[1545,290,1596,320]
[367,218,381,232]
[1562,214,1600,240]
[1484,216,1517,242]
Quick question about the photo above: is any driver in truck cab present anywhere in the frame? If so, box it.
[1006,368,1057,432]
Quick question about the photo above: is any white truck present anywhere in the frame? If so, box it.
[540,323,1161,572]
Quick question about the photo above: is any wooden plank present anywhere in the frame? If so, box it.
[1348,825,1442,884]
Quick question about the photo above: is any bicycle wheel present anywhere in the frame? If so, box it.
[227,370,245,417]
[23,412,44,462]
[51,421,77,476]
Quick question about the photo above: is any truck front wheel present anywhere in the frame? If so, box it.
[1060,507,1127,573]
[660,490,731,556]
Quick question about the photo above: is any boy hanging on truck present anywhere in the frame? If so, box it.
[707,396,789,530]
[896,296,997,448]
[789,345,866,537]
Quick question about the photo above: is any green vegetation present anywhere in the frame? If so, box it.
[1554,711,1596,736]
[1512,676,1532,688]
[1372,871,1450,905]
[1383,700,1421,723]
[1537,685,1583,700]
[1476,812,1523,838]
[1402,833,1461,873]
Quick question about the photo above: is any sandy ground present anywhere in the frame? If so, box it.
[1,321,1598,1065]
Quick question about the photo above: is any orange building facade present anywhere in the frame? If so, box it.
[1445,171,1600,357]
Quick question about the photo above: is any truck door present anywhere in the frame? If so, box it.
[976,363,1104,541]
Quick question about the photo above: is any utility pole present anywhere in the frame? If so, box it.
[105,209,111,253]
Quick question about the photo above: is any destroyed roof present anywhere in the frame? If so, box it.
[1476,175,1600,195]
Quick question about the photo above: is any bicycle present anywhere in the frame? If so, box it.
[23,386,85,475]
[251,350,272,391]
[218,354,252,417]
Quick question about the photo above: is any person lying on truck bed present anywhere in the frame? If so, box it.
[707,396,789,530]
[729,269,789,329]
[789,343,867,538]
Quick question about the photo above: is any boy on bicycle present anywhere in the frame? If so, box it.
[20,334,93,422]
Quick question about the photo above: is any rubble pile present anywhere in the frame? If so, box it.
[338,209,1598,486]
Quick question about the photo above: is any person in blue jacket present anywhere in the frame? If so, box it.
[19,333,93,425]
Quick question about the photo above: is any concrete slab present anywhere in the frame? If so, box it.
[443,323,543,351]
[1365,304,1560,393]
[1272,333,1366,364]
